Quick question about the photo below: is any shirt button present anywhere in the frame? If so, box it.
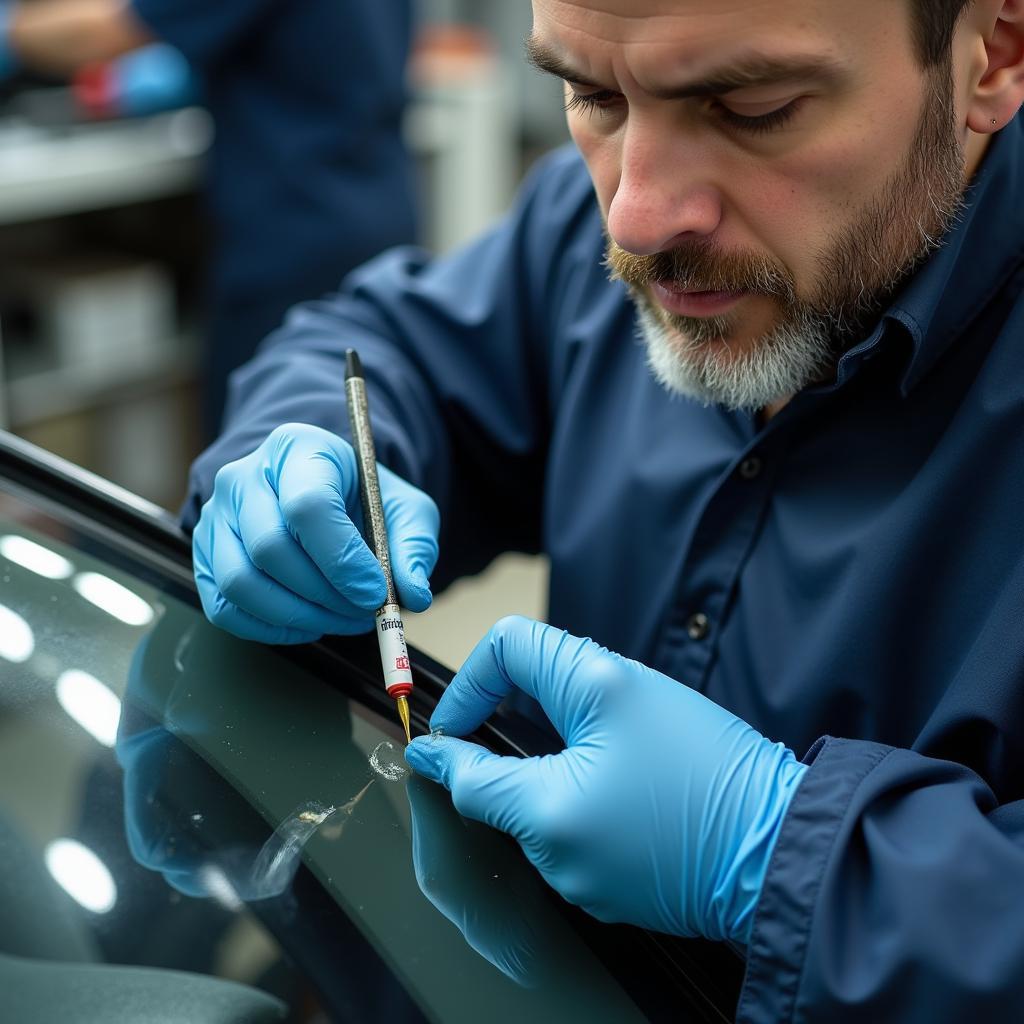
[738,457,763,481]
[686,613,710,641]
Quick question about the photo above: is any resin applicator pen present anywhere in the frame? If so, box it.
[345,348,414,743]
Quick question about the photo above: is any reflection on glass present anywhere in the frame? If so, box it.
[55,669,121,747]
[0,604,34,663]
[0,490,335,1022]
[72,572,155,627]
[44,838,117,913]
[117,613,652,1022]
[0,534,74,580]
[0,481,711,1023]
[197,865,243,912]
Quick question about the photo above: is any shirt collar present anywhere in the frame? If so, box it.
[832,112,1024,396]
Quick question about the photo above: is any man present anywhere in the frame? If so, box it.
[184,1,1024,1020]
[0,0,417,434]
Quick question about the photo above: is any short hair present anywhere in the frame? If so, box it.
[912,0,974,66]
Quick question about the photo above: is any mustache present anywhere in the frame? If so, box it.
[604,237,796,301]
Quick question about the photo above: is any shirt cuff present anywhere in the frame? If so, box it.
[735,736,893,1024]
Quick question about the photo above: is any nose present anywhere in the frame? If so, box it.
[605,122,724,255]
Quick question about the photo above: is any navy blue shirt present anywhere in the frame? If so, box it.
[185,116,1024,1022]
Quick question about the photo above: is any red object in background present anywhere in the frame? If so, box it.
[411,23,498,87]
[73,63,117,120]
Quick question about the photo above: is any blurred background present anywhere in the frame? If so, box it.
[0,0,569,666]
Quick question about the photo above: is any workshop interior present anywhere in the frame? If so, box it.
[4,1,1020,1022]
[0,0,561,667]
[0,3,578,1021]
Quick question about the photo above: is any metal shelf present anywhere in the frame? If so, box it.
[0,106,210,225]
[4,331,198,427]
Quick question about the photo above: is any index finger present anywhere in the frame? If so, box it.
[430,615,600,742]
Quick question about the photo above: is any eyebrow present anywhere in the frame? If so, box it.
[525,34,845,99]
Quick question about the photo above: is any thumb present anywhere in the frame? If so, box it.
[406,734,538,840]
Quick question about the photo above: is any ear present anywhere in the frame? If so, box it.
[965,0,1024,133]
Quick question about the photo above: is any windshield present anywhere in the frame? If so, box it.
[0,476,677,1023]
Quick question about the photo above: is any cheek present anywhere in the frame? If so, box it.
[742,78,924,273]
[734,133,900,286]
[568,118,619,220]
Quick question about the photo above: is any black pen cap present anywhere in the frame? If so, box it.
[345,348,363,381]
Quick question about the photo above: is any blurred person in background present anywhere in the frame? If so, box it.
[0,0,418,436]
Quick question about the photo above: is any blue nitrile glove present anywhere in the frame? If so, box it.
[0,5,18,80]
[193,423,439,644]
[117,718,227,898]
[117,628,277,899]
[406,616,808,944]
[408,774,588,988]
[110,44,199,116]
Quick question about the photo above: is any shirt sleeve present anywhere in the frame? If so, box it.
[129,0,279,66]
[738,561,1024,1023]
[181,146,601,588]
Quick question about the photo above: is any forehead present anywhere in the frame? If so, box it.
[531,0,912,69]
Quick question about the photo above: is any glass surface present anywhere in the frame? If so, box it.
[0,481,658,1023]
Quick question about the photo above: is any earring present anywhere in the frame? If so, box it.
[992,118,998,125]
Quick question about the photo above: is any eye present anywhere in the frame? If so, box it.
[564,89,622,117]
[713,98,805,136]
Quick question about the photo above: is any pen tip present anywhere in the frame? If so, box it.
[345,348,362,381]
[396,696,412,744]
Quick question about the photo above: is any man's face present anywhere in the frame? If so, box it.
[530,0,973,410]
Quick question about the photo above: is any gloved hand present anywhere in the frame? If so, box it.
[193,422,439,644]
[116,627,278,899]
[117,611,374,902]
[117,716,240,899]
[74,43,200,119]
[407,773,588,988]
[405,616,808,944]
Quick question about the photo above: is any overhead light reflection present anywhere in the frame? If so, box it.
[73,572,154,627]
[0,534,74,580]
[0,604,34,663]
[199,865,243,912]
[56,669,122,747]
[44,838,117,914]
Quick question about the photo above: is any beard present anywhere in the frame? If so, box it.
[605,60,968,411]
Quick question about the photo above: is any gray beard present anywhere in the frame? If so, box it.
[624,59,966,413]
[635,301,836,411]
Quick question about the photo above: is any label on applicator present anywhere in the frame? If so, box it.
[376,603,413,696]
